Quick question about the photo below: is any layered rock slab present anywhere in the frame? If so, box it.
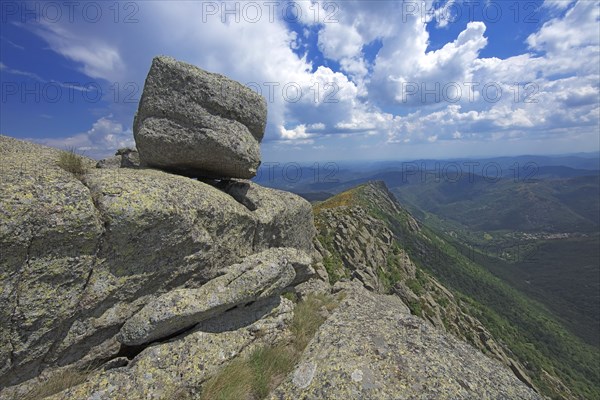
[118,248,308,346]
[133,56,267,178]
[0,136,316,390]
[270,282,543,400]
[46,297,295,400]
[0,136,103,386]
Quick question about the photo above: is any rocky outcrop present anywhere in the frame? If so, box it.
[271,281,542,399]
[219,180,319,276]
[47,296,295,400]
[133,56,266,179]
[96,148,140,169]
[0,135,317,392]
[316,204,399,291]
[0,54,557,399]
[116,148,140,168]
[118,248,307,346]
[96,155,121,169]
[313,181,539,392]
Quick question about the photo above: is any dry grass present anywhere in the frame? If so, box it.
[313,189,357,213]
[17,367,93,400]
[290,293,338,352]
[56,147,87,178]
[199,293,341,400]
[199,355,257,400]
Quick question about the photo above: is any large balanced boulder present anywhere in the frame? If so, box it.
[133,56,267,179]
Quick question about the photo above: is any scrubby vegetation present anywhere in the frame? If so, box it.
[315,182,600,399]
[376,202,600,399]
[377,245,405,292]
[313,188,357,213]
[315,230,348,284]
[199,293,342,400]
[56,147,87,178]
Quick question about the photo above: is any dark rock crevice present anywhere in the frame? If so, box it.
[76,175,110,304]
[30,177,109,385]
[113,295,280,368]
[6,233,34,383]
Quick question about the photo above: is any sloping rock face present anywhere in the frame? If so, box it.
[0,136,317,392]
[313,181,537,391]
[133,56,266,179]
[219,180,318,279]
[271,281,542,400]
[316,204,400,291]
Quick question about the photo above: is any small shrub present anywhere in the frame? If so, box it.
[436,296,450,308]
[322,254,346,284]
[379,254,404,293]
[407,299,423,317]
[57,147,87,178]
[406,278,424,296]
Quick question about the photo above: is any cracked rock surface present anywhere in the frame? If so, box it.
[118,247,308,346]
[270,281,543,400]
[47,296,295,400]
[0,135,317,392]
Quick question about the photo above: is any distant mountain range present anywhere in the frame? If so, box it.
[254,153,600,195]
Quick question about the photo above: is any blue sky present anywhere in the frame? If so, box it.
[1,0,598,161]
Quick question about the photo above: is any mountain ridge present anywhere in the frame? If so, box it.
[0,137,544,400]
[313,180,599,400]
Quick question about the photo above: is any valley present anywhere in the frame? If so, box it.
[258,154,600,399]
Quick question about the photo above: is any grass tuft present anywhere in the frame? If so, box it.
[57,147,87,178]
[17,367,93,400]
[199,293,341,400]
[290,292,338,352]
